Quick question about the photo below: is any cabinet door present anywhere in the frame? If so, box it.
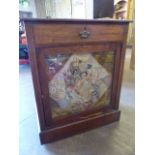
[36,43,121,127]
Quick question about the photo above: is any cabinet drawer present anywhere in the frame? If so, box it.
[33,23,127,46]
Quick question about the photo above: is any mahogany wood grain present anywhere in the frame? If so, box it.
[33,23,127,45]
[21,18,131,23]
[112,25,129,109]
[23,18,130,144]
[40,110,120,144]
[36,43,120,127]
[24,23,46,130]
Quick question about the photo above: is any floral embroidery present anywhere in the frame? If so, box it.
[45,52,114,119]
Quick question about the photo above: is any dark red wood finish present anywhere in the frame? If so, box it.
[23,18,130,144]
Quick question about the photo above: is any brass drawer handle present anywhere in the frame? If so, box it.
[79,30,90,39]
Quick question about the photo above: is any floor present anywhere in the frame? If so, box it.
[19,48,135,155]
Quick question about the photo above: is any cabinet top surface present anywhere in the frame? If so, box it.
[21,18,132,24]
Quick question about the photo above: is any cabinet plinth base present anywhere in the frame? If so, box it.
[40,110,120,144]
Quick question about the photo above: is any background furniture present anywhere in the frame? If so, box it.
[94,0,114,18]
[114,0,128,19]
[127,0,135,70]
[23,18,130,144]
[19,18,29,64]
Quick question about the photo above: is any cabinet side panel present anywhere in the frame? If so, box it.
[24,22,46,130]
[110,44,121,109]
[112,25,129,109]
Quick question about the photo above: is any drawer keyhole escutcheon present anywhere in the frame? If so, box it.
[79,30,90,39]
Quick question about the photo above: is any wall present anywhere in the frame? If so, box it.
[19,0,37,17]
[55,0,71,18]
[71,0,93,19]
[20,0,94,19]
[85,0,93,19]
[43,0,93,19]
[35,0,47,18]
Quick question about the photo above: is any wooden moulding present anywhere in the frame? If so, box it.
[40,110,120,144]
[33,23,126,45]
[22,18,131,144]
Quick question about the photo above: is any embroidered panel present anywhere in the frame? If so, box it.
[45,51,114,119]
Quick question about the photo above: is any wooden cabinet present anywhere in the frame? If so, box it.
[23,18,130,144]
